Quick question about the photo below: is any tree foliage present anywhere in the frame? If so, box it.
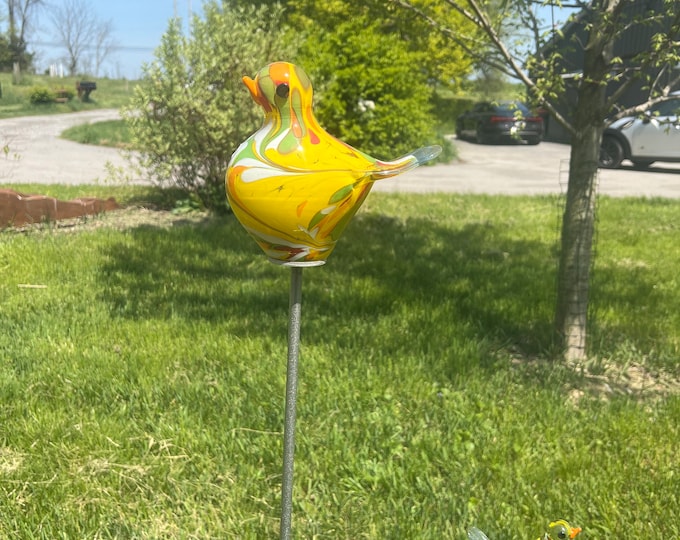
[280,0,475,160]
[0,0,44,71]
[122,2,295,213]
[300,16,442,160]
[0,35,14,69]
[284,0,477,89]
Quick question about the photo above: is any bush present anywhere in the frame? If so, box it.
[55,88,76,101]
[28,86,54,104]
[300,17,450,162]
[122,1,296,214]
[432,93,476,127]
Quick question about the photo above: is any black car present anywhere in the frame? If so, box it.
[456,101,543,145]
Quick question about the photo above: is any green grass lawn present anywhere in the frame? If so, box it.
[0,190,678,539]
[60,119,133,149]
[0,73,137,119]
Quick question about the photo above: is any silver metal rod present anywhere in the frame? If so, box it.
[280,266,303,540]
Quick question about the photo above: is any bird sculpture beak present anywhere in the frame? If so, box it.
[569,527,582,538]
[242,76,259,100]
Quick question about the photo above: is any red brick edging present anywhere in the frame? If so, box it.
[0,189,120,228]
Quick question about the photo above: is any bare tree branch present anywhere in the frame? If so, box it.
[49,0,115,76]
[390,0,577,135]
[93,18,117,76]
[390,0,518,77]
[389,0,680,361]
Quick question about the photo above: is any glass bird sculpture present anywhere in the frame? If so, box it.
[226,61,441,266]
[539,520,582,540]
[467,520,582,540]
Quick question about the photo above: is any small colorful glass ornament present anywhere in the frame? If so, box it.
[540,520,582,540]
[226,61,441,266]
[467,519,582,540]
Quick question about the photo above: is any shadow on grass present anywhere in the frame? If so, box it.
[98,209,559,362]
[99,217,289,327]
[322,213,557,349]
[590,261,677,363]
[99,205,680,374]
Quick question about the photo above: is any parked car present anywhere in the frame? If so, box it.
[456,101,543,145]
[599,94,680,169]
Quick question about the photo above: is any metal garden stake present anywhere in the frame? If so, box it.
[225,61,440,539]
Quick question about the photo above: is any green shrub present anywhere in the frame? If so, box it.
[432,93,476,127]
[122,1,296,214]
[301,17,449,161]
[55,87,76,101]
[0,74,138,117]
[28,85,54,104]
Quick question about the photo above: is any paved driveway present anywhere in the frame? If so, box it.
[375,138,680,198]
[0,109,141,185]
[2,110,680,197]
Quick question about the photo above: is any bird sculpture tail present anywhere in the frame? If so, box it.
[373,144,442,179]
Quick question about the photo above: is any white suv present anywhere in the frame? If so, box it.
[599,95,680,169]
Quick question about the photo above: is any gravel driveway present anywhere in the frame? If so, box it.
[2,110,680,197]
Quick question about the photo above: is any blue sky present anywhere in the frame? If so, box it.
[32,0,199,79]
[28,1,576,81]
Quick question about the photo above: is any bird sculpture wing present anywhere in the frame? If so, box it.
[227,142,439,264]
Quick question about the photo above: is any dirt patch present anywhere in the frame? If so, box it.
[510,355,680,405]
[565,359,680,405]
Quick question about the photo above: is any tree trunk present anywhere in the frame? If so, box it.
[554,6,616,361]
[555,125,601,361]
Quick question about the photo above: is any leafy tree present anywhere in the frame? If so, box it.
[301,16,441,160]
[392,0,680,360]
[0,35,12,68]
[122,2,296,213]
[283,0,477,89]
[230,0,474,159]
[2,0,44,71]
[289,1,474,160]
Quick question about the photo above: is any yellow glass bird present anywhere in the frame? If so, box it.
[226,61,441,266]
[467,519,582,540]
[539,520,582,540]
